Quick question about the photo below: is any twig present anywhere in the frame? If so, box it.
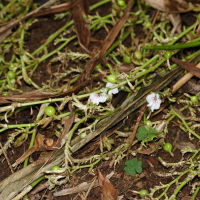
[142,10,160,49]
[126,104,147,160]
[171,62,200,94]
[0,142,14,174]
[83,177,97,200]
[32,0,83,17]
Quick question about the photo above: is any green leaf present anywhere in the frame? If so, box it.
[144,133,157,142]
[134,160,142,174]
[137,126,148,141]
[149,127,159,134]
[137,126,158,142]
[124,166,136,177]
[124,158,142,177]
[138,126,149,134]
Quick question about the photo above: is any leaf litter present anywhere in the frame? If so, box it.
[1,0,200,199]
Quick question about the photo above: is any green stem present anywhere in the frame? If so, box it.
[143,22,197,50]
[143,40,200,50]
[70,159,101,174]
[191,186,200,200]
[30,175,45,187]
[169,172,197,200]
[0,111,71,133]
[157,169,190,199]
[89,0,111,11]
[170,105,200,140]
[67,116,86,143]
[32,0,112,56]
[104,31,130,57]
[24,127,37,167]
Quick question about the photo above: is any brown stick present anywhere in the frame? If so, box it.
[171,58,200,94]
[0,142,14,174]
[171,57,200,78]
[126,104,147,160]
[32,0,83,17]
[142,10,160,49]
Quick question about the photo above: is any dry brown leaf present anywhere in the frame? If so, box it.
[73,0,90,48]
[32,0,83,17]
[116,64,135,74]
[0,91,56,104]
[97,167,118,200]
[59,102,75,147]
[171,57,200,79]
[175,142,196,150]
[145,0,200,13]
[136,142,157,155]
[34,133,46,151]
[12,133,56,167]
[0,28,12,43]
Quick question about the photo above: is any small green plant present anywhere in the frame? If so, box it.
[137,125,158,142]
[124,158,142,177]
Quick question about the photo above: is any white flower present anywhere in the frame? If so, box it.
[89,93,107,105]
[146,92,161,112]
[106,82,119,95]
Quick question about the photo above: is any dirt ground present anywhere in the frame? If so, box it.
[1,0,200,199]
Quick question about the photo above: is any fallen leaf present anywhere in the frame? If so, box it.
[135,181,144,189]
[73,0,90,48]
[59,102,75,147]
[148,156,156,164]
[136,142,157,155]
[97,167,118,200]
[12,133,56,167]
[145,0,200,13]
[0,28,12,43]
[175,142,196,150]
[32,0,83,17]
[171,57,200,79]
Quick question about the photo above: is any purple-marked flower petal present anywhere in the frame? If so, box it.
[89,93,107,105]
[146,93,161,112]
[106,82,119,95]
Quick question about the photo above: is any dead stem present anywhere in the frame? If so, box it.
[126,104,147,160]
[0,142,14,174]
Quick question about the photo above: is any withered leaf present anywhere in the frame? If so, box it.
[73,0,90,48]
[175,142,196,151]
[0,28,12,43]
[136,142,157,155]
[97,167,118,200]
[33,0,83,17]
[58,102,75,147]
[171,57,200,79]
[146,0,200,13]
